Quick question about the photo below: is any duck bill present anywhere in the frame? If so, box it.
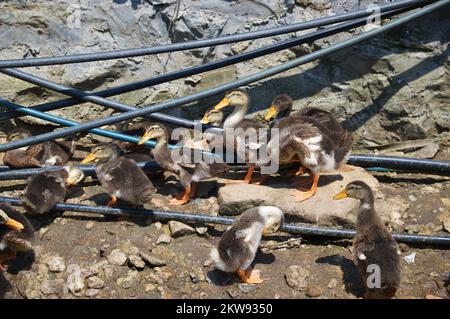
[5,218,24,231]
[333,190,348,200]
[264,105,278,121]
[200,115,210,124]
[262,227,271,235]
[81,153,96,164]
[138,132,152,145]
[214,97,230,110]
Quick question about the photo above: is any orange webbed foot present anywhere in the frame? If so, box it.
[237,268,264,284]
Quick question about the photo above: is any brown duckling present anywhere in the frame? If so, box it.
[264,94,353,202]
[3,128,75,168]
[210,206,284,284]
[22,166,85,215]
[209,90,266,184]
[0,203,34,271]
[334,181,401,299]
[138,123,229,205]
[81,143,156,207]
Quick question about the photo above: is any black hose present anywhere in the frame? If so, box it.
[0,0,432,68]
[0,196,448,246]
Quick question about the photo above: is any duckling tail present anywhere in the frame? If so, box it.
[210,247,226,272]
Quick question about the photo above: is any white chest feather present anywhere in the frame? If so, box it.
[0,239,7,251]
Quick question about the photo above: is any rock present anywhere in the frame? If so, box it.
[87,276,105,289]
[327,278,338,289]
[168,221,196,237]
[144,283,157,293]
[238,283,258,294]
[128,254,146,270]
[16,271,41,299]
[40,279,64,295]
[66,272,85,295]
[218,166,381,226]
[146,273,165,285]
[408,195,417,202]
[306,285,323,297]
[117,270,141,289]
[45,256,66,273]
[154,222,162,230]
[285,265,310,291]
[85,221,95,230]
[442,214,450,232]
[190,272,199,284]
[156,233,172,244]
[140,252,167,267]
[85,289,100,298]
[195,226,208,235]
[107,249,128,266]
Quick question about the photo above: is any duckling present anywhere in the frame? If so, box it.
[210,90,266,184]
[210,206,284,284]
[3,128,75,168]
[22,166,85,215]
[81,143,156,207]
[0,203,34,271]
[200,108,225,149]
[333,181,400,299]
[3,128,43,168]
[138,123,229,205]
[264,95,353,202]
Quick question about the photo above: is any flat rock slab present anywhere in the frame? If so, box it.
[218,165,404,227]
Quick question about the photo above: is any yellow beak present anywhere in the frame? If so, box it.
[5,218,24,231]
[264,105,278,121]
[333,190,348,200]
[214,97,230,110]
[138,132,152,145]
[262,228,271,235]
[200,115,210,124]
[81,153,96,164]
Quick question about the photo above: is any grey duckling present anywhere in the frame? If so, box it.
[22,166,85,215]
[334,181,401,299]
[210,206,284,284]
[81,143,156,206]
[138,123,230,205]
[0,203,34,271]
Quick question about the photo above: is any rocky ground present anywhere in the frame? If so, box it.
[0,142,449,299]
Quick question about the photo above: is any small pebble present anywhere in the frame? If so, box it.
[85,221,95,230]
[140,252,166,267]
[107,249,128,266]
[85,289,100,297]
[238,283,258,294]
[408,195,417,202]
[128,255,146,270]
[156,233,172,245]
[306,285,323,297]
[45,256,66,273]
[327,278,338,289]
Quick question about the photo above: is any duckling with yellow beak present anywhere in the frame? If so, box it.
[138,123,229,205]
[212,90,266,184]
[210,206,284,284]
[0,203,34,271]
[333,181,400,299]
[82,143,156,207]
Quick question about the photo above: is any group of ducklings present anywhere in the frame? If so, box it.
[0,90,400,298]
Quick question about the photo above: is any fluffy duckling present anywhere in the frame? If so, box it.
[211,90,266,184]
[138,123,229,205]
[3,128,75,168]
[22,166,85,215]
[0,203,34,271]
[3,128,43,168]
[333,181,400,299]
[201,108,224,127]
[264,94,353,202]
[210,206,284,284]
[81,143,156,206]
